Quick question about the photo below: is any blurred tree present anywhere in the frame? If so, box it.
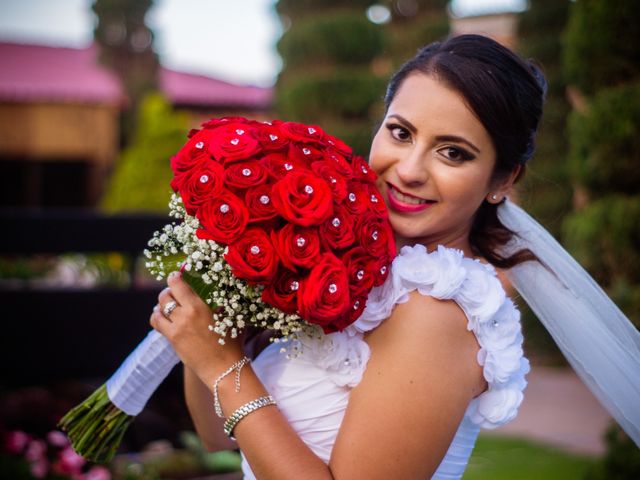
[515,0,572,361]
[275,1,386,156]
[101,93,190,213]
[93,0,159,141]
[562,0,640,331]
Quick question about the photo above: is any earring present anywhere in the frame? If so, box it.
[491,194,499,201]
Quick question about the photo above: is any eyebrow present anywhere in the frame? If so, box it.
[387,114,481,154]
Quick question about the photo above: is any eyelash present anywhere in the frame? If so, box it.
[385,123,476,162]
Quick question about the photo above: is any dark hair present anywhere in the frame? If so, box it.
[384,34,547,268]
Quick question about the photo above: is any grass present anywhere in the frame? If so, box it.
[464,434,598,480]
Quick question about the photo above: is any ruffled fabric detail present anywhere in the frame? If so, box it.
[348,244,529,429]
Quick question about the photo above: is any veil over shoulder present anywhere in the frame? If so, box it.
[498,200,640,446]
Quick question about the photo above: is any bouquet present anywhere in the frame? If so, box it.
[58,117,395,462]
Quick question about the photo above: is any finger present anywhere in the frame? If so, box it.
[166,271,200,306]
[158,287,178,309]
[150,307,173,335]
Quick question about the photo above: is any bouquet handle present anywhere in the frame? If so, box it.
[107,329,180,416]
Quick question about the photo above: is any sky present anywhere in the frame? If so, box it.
[0,0,526,87]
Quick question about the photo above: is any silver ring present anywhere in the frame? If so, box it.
[162,300,178,318]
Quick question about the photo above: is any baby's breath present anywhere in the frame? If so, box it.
[146,193,306,344]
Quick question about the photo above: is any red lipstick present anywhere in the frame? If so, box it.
[386,183,435,213]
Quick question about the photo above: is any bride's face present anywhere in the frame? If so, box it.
[369,73,498,253]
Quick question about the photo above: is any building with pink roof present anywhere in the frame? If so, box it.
[0,41,273,208]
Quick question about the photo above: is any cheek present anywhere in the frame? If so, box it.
[368,131,388,174]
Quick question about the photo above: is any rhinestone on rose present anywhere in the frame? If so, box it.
[219,204,230,213]
[290,281,299,291]
[353,300,360,310]
[236,129,244,135]
[361,165,368,174]
[250,245,260,255]
[348,193,356,202]
[195,141,205,149]
[328,283,337,294]
[380,266,387,275]
[242,168,252,176]
[356,270,364,281]
[308,127,316,134]
[332,218,341,228]
[296,237,306,247]
[330,177,337,184]
[269,134,278,141]
[304,185,314,194]
[199,174,209,183]
[259,195,270,205]
[370,194,378,203]
[302,148,311,155]
[284,163,293,171]
[372,230,379,241]
[230,138,240,145]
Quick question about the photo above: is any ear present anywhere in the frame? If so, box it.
[486,165,522,204]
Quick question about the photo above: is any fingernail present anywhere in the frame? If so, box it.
[168,271,179,279]
[153,305,159,312]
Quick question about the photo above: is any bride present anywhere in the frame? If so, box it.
[150,34,640,479]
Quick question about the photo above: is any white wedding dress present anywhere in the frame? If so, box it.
[241,244,530,479]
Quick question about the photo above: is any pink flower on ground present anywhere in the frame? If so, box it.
[4,430,30,454]
[25,439,47,462]
[47,430,70,448]
[30,458,49,479]
[55,445,86,474]
[84,466,112,480]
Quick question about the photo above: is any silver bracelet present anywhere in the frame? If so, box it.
[223,395,277,439]
[213,356,251,418]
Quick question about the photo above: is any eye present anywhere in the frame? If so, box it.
[386,123,411,142]
[438,146,475,162]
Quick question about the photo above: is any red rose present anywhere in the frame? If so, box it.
[279,121,326,144]
[288,143,325,164]
[196,189,249,244]
[173,161,225,215]
[254,124,290,152]
[366,183,388,217]
[201,116,253,129]
[224,227,278,284]
[206,124,261,163]
[271,223,322,270]
[356,213,395,259]
[351,155,378,183]
[223,160,269,190]
[245,184,278,223]
[311,160,348,202]
[325,149,353,177]
[271,170,334,227]
[319,205,356,250]
[343,181,371,215]
[298,253,351,330]
[372,255,392,287]
[170,136,212,175]
[261,268,303,314]
[260,153,308,181]
[324,133,353,156]
[341,247,376,295]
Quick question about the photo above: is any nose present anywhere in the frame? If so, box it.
[395,147,428,187]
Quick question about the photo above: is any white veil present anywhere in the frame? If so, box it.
[497,199,640,446]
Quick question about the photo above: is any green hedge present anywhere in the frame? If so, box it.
[278,12,385,67]
[101,93,190,213]
[563,195,640,288]
[567,82,640,196]
[277,71,386,121]
[563,0,640,95]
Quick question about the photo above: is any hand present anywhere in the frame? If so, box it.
[150,271,243,385]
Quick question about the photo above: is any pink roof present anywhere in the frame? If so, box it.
[0,41,273,109]
[160,68,272,109]
[0,42,124,105]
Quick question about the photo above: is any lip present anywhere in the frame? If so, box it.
[386,183,435,213]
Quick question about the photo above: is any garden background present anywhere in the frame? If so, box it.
[1,0,639,478]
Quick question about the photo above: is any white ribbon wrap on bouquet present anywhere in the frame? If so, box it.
[106,330,180,416]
